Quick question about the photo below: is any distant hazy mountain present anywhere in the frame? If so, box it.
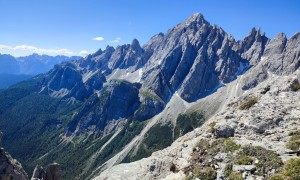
[0,53,81,75]
[0,53,81,88]
[0,74,33,89]
[0,54,20,74]
[16,53,82,75]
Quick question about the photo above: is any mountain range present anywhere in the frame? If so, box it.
[0,53,81,88]
[0,13,299,180]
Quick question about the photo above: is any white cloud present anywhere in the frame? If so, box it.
[0,44,75,56]
[0,45,11,50]
[79,50,89,56]
[109,37,121,43]
[93,37,105,41]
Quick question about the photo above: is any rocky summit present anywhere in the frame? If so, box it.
[0,13,299,180]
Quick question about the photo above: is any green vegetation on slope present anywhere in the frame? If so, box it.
[187,138,283,179]
[36,133,113,180]
[286,130,300,152]
[239,96,258,110]
[0,77,82,176]
[174,111,205,140]
[270,158,300,180]
[122,123,173,163]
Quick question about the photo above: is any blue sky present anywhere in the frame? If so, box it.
[0,0,299,57]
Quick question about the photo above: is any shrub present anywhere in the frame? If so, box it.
[170,163,177,173]
[286,130,300,151]
[290,79,300,92]
[224,139,240,152]
[228,171,243,180]
[281,158,300,179]
[237,145,282,175]
[193,167,217,180]
[196,139,210,148]
[269,174,292,180]
[224,164,233,177]
[239,96,258,110]
[234,155,253,165]
[270,158,300,180]
[196,138,239,154]
[208,121,216,134]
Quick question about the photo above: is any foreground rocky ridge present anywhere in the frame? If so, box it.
[97,65,300,180]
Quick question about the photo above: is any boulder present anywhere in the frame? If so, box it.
[214,124,235,138]
[44,163,63,180]
[31,165,45,180]
[232,165,256,173]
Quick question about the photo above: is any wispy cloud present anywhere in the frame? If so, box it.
[0,45,11,50]
[93,37,105,41]
[79,50,89,56]
[0,44,75,56]
[109,37,121,43]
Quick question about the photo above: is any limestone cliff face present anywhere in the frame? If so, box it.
[66,80,141,136]
[40,13,300,138]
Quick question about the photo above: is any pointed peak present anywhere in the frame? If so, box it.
[184,13,207,25]
[257,26,261,33]
[190,13,204,19]
[275,32,287,40]
[105,45,115,52]
[93,48,102,56]
[255,27,262,41]
[131,38,141,48]
[249,27,257,36]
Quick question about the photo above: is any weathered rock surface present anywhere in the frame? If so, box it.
[214,124,235,138]
[0,132,29,180]
[31,163,63,180]
[95,64,300,180]
[31,165,45,180]
[66,80,141,136]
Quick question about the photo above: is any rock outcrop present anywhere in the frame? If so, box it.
[31,163,63,180]
[0,132,29,180]
[66,80,141,136]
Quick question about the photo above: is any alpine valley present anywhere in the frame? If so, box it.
[0,13,300,180]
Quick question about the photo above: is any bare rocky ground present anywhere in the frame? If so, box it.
[96,69,300,180]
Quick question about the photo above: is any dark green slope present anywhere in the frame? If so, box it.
[0,76,153,179]
[0,75,82,176]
